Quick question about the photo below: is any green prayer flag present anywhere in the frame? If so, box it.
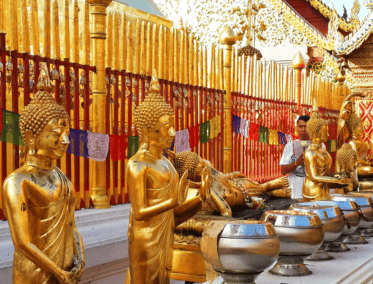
[259,126,268,144]
[0,110,24,146]
[200,121,210,143]
[128,136,139,158]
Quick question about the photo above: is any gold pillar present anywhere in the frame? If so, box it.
[219,26,237,173]
[291,52,305,112]
[335,70,346,109]
[88,0,112,209]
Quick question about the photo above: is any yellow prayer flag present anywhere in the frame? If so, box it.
[210,116,221,139]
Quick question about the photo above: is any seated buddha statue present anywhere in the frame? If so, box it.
[3,66,85,284]
[347,113,373,179]
[335,143,358,194]
[337,93,364,149]
[169,150,291,217]
[124,72,208,284]
[303,100,351,201]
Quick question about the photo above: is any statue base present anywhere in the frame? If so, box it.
[325,241,350,252]
[269,255,312,277]
[170,242,207,283]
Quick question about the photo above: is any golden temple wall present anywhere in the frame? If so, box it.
[0,0,350,215]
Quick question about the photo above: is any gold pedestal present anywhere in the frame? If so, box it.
[171,242,207,283]
[91,188,111,209]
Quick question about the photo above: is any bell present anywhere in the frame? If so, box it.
[6,60,13,72]
[110,76,116,85]
[145,80,149,88]
[132,95,136,102]
[17,63,24,74]
[173,89,180,98]
[79,74,86,85]
[60,74,65,83]
[70,71,76,82]
[105,75,109,85]
[0,61,3,73]
[50,68,60,80]
[125,77,131,87]
[125,90,131,97]
[133,78,138,86]
[29,79,34,90]
[183,89,189,98]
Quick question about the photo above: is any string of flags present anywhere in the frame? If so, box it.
[232,115,338,152]
[174,115,221,153]
[0,109,221,160]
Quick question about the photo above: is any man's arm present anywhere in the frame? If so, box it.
[281,154,304,175]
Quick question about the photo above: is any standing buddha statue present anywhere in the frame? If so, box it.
[3,66,85,284]
[125,71,208,284]
[303,99,351,201]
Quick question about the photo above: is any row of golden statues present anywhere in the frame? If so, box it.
[2,67,372,283]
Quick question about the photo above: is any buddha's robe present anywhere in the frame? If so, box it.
[303,149,331,201]
[127,157,177,284]
[12,167,75,284]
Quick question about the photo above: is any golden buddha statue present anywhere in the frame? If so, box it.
[303,99,351,201]
[125,72,208,284]
[337,93,365,149]
[335,143,358,194]
[347,113,373,179]
[3,66,85,284]
[169,150,291,217]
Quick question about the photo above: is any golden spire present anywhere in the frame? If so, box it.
[291,52,306,69]
[219,26,237,45]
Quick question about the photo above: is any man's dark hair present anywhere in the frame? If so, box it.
[297,115,310,124]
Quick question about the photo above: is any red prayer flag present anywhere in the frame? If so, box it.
[249,123,260,141]
[109,134,128,161]
[188,125,200,148]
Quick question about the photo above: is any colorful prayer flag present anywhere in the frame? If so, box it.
[210,116,221,139]
[109,134,127,161]
[87,131,110,161]
[188,125,200,148]
[259,126,269,144]
[175,129,191,153]
[67,129,88,158]
[127,136,139,158]
[249,123,260,141]
[278,132,287,145]
[269,129,279,145]
[243,120,250,138]
[200,121,210,143]
[232,115,241,134]
[0,110,24,146]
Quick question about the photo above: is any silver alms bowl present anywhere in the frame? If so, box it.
[260,210,324,276]
[290,202,345,242]
[201,220,279,284]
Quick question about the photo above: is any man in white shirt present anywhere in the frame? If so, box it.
[280,115,310,199]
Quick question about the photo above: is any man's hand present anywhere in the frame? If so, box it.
[296,153,304,166]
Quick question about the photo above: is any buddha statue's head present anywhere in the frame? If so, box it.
[307,99,329,143]
[134,71,175,150]
[172,151,208,182]
[348,113,364,139]
[19,65,70,161]
[336,143,357,172]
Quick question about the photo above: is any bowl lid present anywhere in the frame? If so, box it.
[219,220,277,239]
[260,210,323,228]
[331,194,372,207]
[291,202,343,220]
